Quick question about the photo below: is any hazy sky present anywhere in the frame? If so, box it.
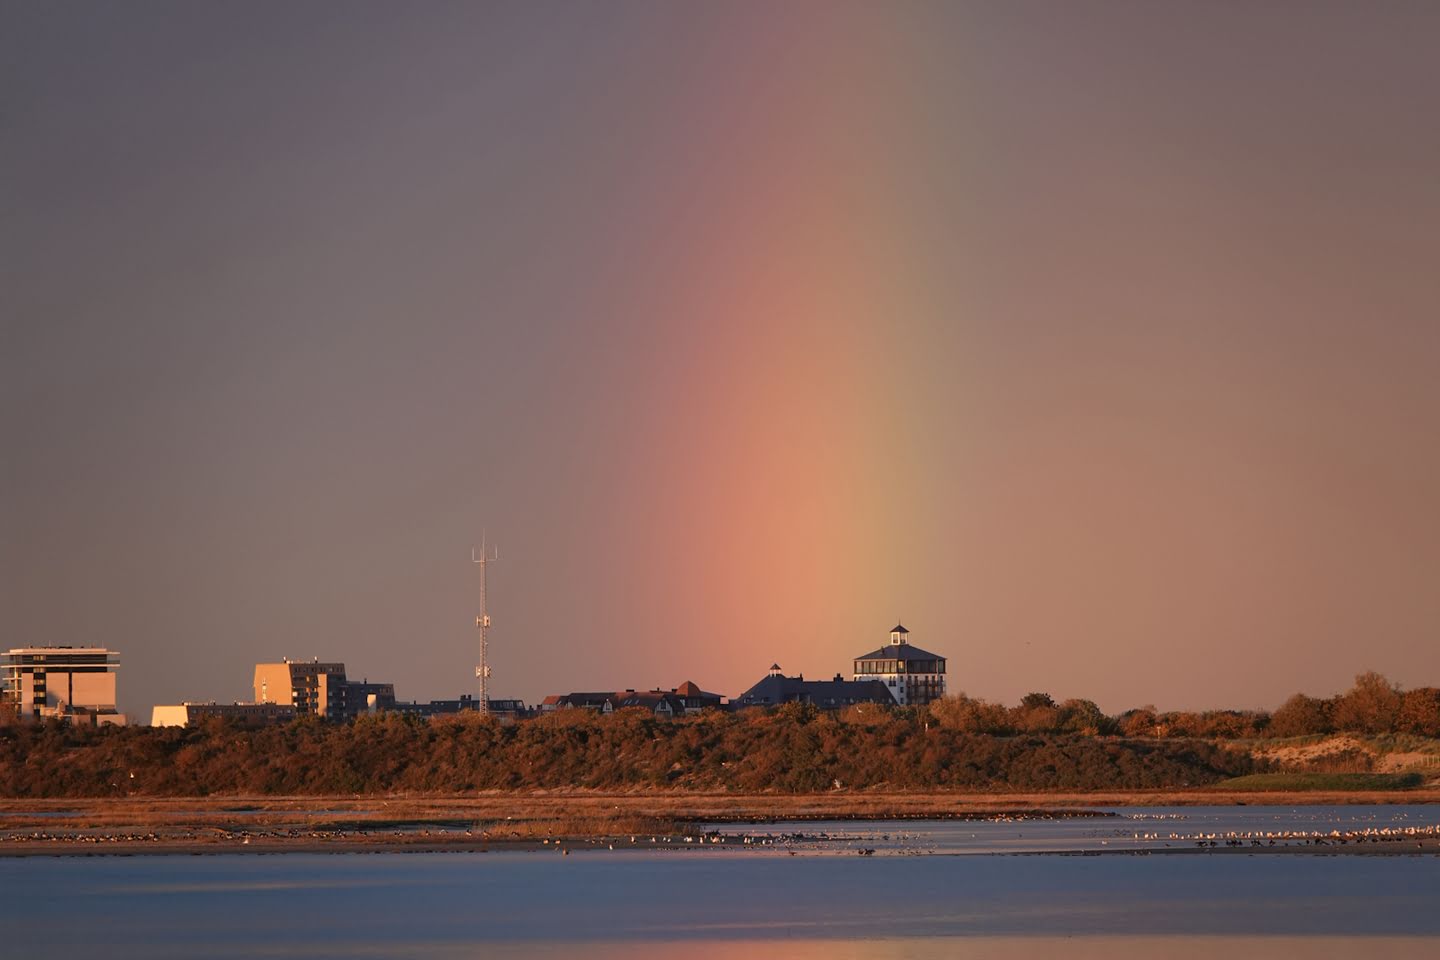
[4,2,1439,718]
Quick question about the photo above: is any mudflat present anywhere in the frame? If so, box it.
[4,789,1440,857]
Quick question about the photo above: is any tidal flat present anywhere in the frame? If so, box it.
[6,795,1440,857]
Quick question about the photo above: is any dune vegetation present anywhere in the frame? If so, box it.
[1,701,1255,798]
[3,672,1436,799]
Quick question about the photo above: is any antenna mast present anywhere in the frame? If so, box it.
[472,537,498,714]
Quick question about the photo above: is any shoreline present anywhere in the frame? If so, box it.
[5,789,1440,859]
[6,838,1440,859]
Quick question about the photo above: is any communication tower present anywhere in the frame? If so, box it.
[472,537,498,713]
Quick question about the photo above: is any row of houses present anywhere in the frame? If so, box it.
[541,624,948,717]
[540,681,724,717]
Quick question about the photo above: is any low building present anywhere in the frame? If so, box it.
[540,681,723,717]
[253,659,396,720]
[346,680,398,714]
[392,695,530,720]
[671,681,724,713]
[483,698,529,720]
[614,690,686,717]
[1,646,126,724]
[151,701,296,727]
[852,624,947,707]
[542,691,620,713]
[731,664,894,711]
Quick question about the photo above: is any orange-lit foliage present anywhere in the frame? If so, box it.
[930,673,1435,741]
[0,705,1255,798]
[3,672,1428,798]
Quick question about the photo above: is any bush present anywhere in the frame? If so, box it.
[0,709,1255,798]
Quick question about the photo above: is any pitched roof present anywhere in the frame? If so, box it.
[890,624,909,634]
[854,643,945,662]
[615,691,683,712]
[733,674,895,708]
[556,692,618,708]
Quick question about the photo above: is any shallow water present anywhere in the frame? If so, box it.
[8,807,1440,959]
[715,804,1440,854]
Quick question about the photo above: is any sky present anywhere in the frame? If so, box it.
[4,2,1439,719]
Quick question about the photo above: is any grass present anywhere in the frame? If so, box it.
[1243,733,1440,753]
[1214,772,1425,792]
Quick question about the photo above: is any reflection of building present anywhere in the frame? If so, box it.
[539,681,723,717]
[2,646,126,724]
[151,701,296,726]
[253,659,396,720]
[853,624,946,707]
[731,664,893,711]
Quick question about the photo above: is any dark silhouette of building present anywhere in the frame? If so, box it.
[540,681,723,717]
[731,664,893,710]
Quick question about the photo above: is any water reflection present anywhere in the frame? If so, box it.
[485,939,1440,960]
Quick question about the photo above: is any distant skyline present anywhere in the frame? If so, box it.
[4,2,1439,718]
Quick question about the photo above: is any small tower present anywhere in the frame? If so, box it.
[854,623,945,707]
[768,663,783,677]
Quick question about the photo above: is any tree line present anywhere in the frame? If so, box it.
[2,672,1429,798]
[929,672,1440,739]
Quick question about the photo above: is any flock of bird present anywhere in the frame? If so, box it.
[8,811,1440,856]
[1161,824,1440,849]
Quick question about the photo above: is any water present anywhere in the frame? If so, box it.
[6,806,1440,959]
[716,804,1440,854]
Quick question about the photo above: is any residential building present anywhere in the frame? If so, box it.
[614,690,686,717]
[151,701,296,726]
[541,691,619,713]
[670,681,724,713]
[1,646,126,724]
[539,681,723,717]
[253,659,396,720]
[852,624,946,707]
[392,695,530,721]
[731,664,893,711]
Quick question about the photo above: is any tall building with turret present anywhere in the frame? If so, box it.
[852,624,946,706]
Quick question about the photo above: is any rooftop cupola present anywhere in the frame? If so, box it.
[769,663,783,677]
[889,623,909,646]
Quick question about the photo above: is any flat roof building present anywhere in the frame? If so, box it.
[253,659,395,721]
[151,701,297,727]
[392,695,530,721]
[2,646,126,724]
